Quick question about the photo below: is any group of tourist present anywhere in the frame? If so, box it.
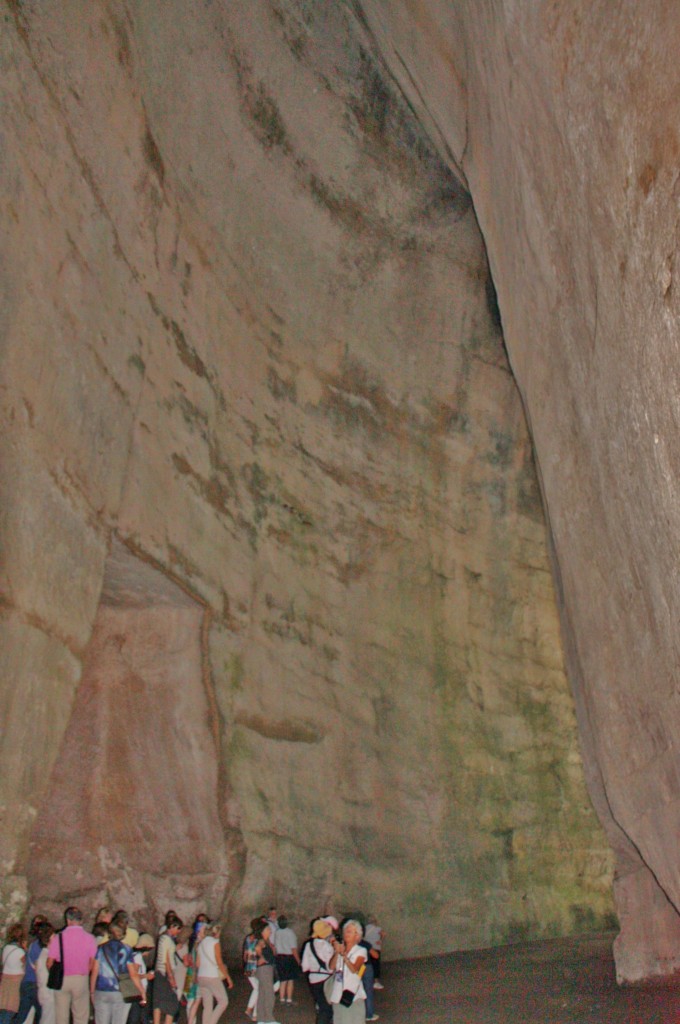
[0,904,385,1024]
[242,908,383,1024]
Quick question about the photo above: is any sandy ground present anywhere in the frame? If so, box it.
[226,932,680,1024]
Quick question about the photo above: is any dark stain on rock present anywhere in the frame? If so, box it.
[241,461,272,512]
[638,162,657,197]
[6,0,29,41]
[112,16,131,69]
[181,260,192,297]
[170,320,207,378]
[294,440,392,502]
[288,33,307,60]
[320,356,410,443]
[231,44,291,154]
[308,174,370,235]
[147,293,208,380]
[638,128,679,199]
[249,81,289,151]
[486,427,514,470]
[263,616,311,644]
[430,168,473,219]
[516,443,545,523]
[329,552,370,585]
[235,712,324,744]
[354,49,391,138]
[280,501,313,527]
[269,0,309,60]
[208,438,237,493]
[22,397,35,428]
[348,39,472,219]
[267,366,297,403]
[482,476,507,516]
[236,512,258,551]
[431,397,470,438]
[266,524,292,547]
[127,353,146,375]
[172,452,235,518]
[262,597,323,645]
[485,270,503,333]
[173,393,209,435]
[143,124,165,186]
[493,827,515,862]
[322,382,380,437]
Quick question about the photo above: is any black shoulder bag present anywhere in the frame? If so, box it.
[47,932,64,990]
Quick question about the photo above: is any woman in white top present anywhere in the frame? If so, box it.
[35,923,56,1024]
[328,921,366,1024]
[196,924,233,1024]
[0,924,27,1024]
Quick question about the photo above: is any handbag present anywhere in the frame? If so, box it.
[101,944,140,1002]
[47,933,64,991]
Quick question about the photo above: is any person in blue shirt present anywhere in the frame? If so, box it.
[89,922,146,1024]
[15,915,48,1024]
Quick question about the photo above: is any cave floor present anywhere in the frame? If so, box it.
[229,932,680,1023]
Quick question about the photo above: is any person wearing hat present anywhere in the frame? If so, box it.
[300,919,334,1024]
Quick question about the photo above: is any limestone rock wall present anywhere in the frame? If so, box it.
[360,0,680,982]
[1,0,612,957]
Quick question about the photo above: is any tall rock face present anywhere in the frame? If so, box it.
[360,0,680,982]
[0,1,613,957]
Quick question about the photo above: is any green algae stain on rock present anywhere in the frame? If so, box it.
[248,82,290,151]
[227,653,244,692]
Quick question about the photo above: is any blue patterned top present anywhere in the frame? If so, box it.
[94,940,134,992]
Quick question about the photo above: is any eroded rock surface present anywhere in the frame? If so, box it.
[1,1,613,958]
[360,0,680,982]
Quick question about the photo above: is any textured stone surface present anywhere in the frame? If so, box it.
[359,0,680,982]
[26,540,230,917]
[1,1,613,958]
